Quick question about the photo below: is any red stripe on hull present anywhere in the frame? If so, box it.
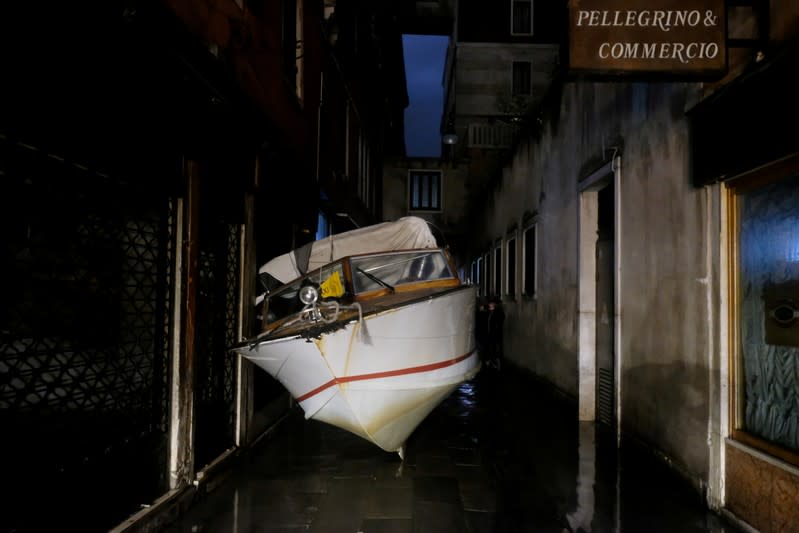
[295,349,476,403]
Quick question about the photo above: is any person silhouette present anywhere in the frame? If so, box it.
[475,298,489,363]
[486,298,505,370]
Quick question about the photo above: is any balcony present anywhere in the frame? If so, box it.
[467,122,517,149]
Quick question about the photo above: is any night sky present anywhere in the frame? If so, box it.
[402,34,448,158]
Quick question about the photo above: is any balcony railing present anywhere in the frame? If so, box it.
[467,123,516,149]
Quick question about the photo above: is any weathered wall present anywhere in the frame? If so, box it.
[457,2,799,520]
[612,83,715,484]
[454,43,559,119]
[383,157,470,262]
[382,158,409,222]
[476,79,718,485]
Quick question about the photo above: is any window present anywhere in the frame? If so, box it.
[295,0,304,101]
[523,222,537,297]
[482,252,490,297]
[506,233,516,298]
[409,170,442,211]
[315,211,329,241]
[351,251,454,293]
[511,0,533,35]
[471,259,480,288]
[364,140,371,209]
[729,166,799,464]
[512,61,532,96]
[493,242,502,295]
[359,133,370,207]
[345,101,355,180]
[282,0,303,101]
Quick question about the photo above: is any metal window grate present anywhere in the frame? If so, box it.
[511,0,533,34]
[194,218,240,470]
[409,170,442,211]
[0,137,173,531]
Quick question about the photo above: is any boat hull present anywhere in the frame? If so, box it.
[234,285,479,452]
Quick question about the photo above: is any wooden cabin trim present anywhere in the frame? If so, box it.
[354,278,461,301]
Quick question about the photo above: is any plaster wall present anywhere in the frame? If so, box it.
[383,157,471,261]
[612,84,717,486]
[475,80,721,488]
[454,44,559,118]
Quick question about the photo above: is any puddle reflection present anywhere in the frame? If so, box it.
[454,381,478,409]
[565,422,597,532]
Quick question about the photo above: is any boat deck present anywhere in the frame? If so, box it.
[255,283,472,342]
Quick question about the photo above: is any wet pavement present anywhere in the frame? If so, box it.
[163,365,736,533]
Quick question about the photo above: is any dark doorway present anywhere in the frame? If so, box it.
[595,183,616,429]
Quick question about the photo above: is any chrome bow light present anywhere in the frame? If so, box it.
[299,285,319,306]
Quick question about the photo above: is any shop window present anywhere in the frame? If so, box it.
[729,162,799,465]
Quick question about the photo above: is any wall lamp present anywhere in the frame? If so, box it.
[442,126,458,146]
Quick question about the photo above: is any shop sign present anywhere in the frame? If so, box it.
[568,0,726,78]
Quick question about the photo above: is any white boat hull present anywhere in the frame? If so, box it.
[234,285,479,452]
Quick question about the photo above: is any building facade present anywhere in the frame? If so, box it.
[0,0,406,531]
[384,1,563,267]
[435,0,562,265]
[466,2,799,531]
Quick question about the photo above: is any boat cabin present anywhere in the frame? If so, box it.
[259,249,461,337]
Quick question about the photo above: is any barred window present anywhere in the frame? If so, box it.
[512,61,532,96]
[409,170,442,211]
[511,0,533,35]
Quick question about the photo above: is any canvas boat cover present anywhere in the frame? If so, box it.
[259,216,438,287]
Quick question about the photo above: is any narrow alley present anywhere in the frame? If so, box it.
[162,365,732,533]
[4,3,799,533]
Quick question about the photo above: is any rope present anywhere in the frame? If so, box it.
[252,299,370,345]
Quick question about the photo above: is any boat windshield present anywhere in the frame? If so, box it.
[265,261,348,324]
[350,250,454,294]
